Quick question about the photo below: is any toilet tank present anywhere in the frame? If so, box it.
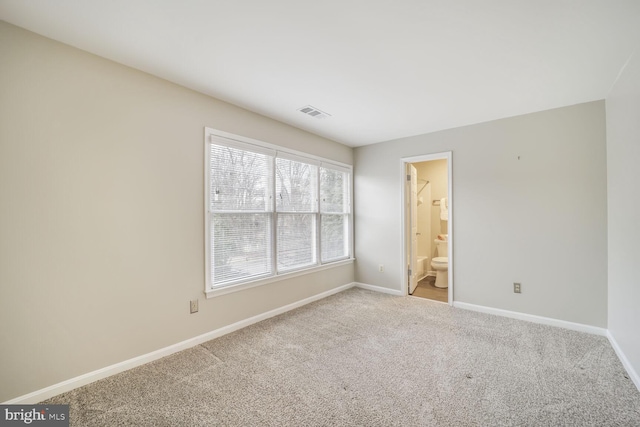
[434,239,448,257]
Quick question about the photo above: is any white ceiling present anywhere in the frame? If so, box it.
[1,1,639,147]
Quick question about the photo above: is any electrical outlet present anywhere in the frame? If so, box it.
[190,299,199,314]
[379,264,384,272]
[513,283,521,294]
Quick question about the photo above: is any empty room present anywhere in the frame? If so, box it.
[1,1,639,425]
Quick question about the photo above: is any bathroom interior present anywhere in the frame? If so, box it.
[410,159,449,303]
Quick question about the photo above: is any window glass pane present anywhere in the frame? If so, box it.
[321,214,348,262]
[210,144,272,212]
[276,157,317,212]
[277,213,316,271]
[211,213,272,285]
[320,167,349,213]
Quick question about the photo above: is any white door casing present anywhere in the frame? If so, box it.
[401,151,453,304]
[408,164,418,294]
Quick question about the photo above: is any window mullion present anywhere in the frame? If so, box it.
[316,166,321,265]
[271,155,277,277]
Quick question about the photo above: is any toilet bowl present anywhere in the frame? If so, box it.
[431,257,448,288]
[431,237,449,288]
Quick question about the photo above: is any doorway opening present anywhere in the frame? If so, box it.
[402,152,453,304]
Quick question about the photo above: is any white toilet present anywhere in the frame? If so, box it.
[431,237,448,288]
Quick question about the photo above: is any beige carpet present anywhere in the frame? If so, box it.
[43,288,640,426]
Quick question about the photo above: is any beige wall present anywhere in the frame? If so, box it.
[606,50,640,384]
[354,101,608,327]
[415,159,448,259]
[0,21,354,402]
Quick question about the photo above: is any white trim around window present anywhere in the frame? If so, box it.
[204,127,354,298]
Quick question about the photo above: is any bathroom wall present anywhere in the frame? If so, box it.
[415,176,431,259]
[0,21,354,403]
[606,48,640,387]
[416,159,448,260]
[354,100,607,328]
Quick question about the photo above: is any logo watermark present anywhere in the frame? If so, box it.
[0,405,68,426]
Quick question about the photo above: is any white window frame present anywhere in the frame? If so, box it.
[204,128,353,298]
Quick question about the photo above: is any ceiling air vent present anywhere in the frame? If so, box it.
[298,105,331,119]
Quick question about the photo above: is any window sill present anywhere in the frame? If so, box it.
[205,258,355,299]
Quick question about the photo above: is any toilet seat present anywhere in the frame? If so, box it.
[432,257,448,266]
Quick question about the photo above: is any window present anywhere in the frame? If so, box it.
[275,155,318,272]
[208,143,273,285]
[320,167,350,262]
[205,129,352,294]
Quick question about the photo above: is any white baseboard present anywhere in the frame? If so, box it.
[11,284,635,404]
[607,331,640,392]
[417,298,639,393]
[353,282,403,296]
[452,301,608,336]
[3,282,356,405]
